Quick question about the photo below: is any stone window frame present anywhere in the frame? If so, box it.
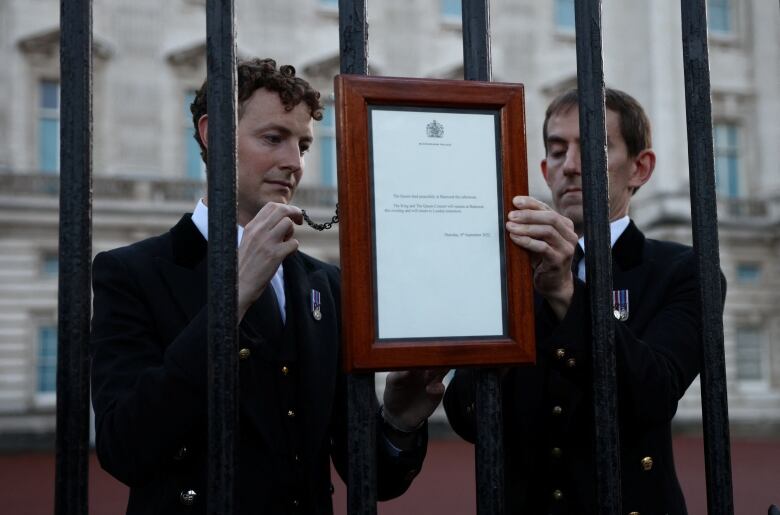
[17,28,112,175]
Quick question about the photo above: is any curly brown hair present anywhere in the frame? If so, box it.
[190,58,324,164]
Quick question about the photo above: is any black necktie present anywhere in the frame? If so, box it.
[243,286,284,343]
[571,244,584,277]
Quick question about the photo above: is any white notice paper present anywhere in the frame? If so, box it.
[371,108,505,339]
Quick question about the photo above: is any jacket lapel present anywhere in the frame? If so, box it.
[155,214,208,321]
[612,220,645,273]
[283,253,340,454]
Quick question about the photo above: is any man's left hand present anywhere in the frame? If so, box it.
[382,369,449,432]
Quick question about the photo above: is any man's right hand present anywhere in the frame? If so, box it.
[237,203,303,320]
[505,196,579,320]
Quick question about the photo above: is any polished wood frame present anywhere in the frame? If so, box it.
[335,75,535,372]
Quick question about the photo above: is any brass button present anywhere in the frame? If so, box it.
[294,454,300,462]
[552,489,563,501]
[281,365,289,375]
[552,405,563,416]
[287,409,296,418]
[551,447,562,458]
[566,357,577,368]
[180,489,197,506]
[174,446,188,460]
[555,348,566,359]
[629,512,640,515]
[292,499,299,507]
[238,348,251,360]
[641,456,653,471]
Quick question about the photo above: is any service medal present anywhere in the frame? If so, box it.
[311,289,322,321]
[612,289,629,321]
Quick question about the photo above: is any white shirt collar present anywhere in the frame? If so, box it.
[191,199,286,322]
[192,199,245,246]
[577,215,630,253]
[574,215,630,282]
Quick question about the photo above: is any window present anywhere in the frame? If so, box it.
[736,263,760,284]
[184,90,205,180]
[441,0,461,19]
[708,0,731,34]
[41,253,59,277]
[318,101,337,188]
[37,325,58,394]
[38,80,60,173]
[735,326,766,384]
[554,0,575,31]
[713,123,740,198]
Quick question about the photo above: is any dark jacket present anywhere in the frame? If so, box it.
[91,215,425,515]
[445,221,718,515]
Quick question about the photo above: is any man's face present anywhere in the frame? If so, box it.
[235,88,313,225]
[541,107,641,233]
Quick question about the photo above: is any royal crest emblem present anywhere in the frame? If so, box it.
[612,289,630,321]
[426,119,444,138]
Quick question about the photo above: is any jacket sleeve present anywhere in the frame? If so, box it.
[90,250,214,487]
[326,267,428,500]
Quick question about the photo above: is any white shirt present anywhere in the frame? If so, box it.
[575,215,630,282]
[191,200,287,322]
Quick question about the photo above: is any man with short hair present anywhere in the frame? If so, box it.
[90,58,444,514]
[445,88,712,514]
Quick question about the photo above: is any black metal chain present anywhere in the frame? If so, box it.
[301,204,340,231]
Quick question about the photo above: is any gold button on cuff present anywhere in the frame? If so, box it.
[551,447,562,458]
[281,365,289,375]
[174,446,188,460]
[552,489,563,501]
[180,490,197,506]
[238,348,251,360]
[641,456,654,471]
[552,405,563,416]
[287,409,296,418]
[292,499,299,507]
[566,358,577,368]
[555,348,566,359]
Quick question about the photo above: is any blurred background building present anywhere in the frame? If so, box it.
[0,0,778,446]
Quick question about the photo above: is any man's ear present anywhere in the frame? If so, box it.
[629,149,655,190]
[197,114,209,150]
[541,158,552,186]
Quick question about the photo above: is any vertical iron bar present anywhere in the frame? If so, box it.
[205,0,238,513]
[55,0,93,513]
[680,2,734,514]
[462,2,504,515]
[339,2,376,514]
[573,1,621,514]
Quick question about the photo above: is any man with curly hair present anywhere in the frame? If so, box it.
[90,58,444,514]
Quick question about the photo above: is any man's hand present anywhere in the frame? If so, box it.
[382,369,449,433]
[237,203,303,320]
[506,196,579,319]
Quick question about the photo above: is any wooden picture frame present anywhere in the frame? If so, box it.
[335,75,535,372]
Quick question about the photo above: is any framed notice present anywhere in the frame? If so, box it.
[335,75,535,371]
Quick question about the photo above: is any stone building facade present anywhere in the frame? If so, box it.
[0,0,778,443]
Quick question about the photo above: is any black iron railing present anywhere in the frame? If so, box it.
[54,0,736,514]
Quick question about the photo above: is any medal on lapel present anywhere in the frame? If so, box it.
[311,289,322,321]
[612,289,629,321]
